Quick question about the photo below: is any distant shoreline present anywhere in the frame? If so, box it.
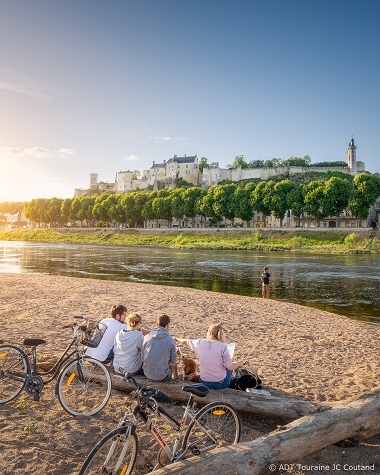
[0,227,379,254]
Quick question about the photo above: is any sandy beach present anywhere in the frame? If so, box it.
[1,273,379,474]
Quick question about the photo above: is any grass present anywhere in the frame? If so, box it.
[0,228,378,254]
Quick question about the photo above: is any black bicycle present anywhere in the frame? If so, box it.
[79,371,241,474]
[0,316,112,416]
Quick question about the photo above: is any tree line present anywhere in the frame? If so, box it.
[18,173,380,228]
[199,155,348,172]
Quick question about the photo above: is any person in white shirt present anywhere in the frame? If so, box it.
[113,312,150,375]
[85,304,128,363]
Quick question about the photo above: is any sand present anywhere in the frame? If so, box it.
[1,273,379,474]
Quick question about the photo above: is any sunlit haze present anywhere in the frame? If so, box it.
[1,0,379,202]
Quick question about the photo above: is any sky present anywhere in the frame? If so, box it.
[1,0,380,203]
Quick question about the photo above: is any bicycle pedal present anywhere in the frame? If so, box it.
[145,462,155,471]
[189,444,200,455]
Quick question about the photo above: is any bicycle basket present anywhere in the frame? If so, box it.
[80,321,107,348]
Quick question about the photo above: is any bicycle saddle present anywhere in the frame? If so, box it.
[182,383,209,398]
[23,338,46,347]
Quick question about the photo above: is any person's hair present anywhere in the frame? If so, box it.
[263,266,268,271]
[127,312,142,329]
[110,304,127,319]
[207,323,225,342]
[157,314,171,328]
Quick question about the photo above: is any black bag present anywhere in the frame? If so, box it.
[229,364,262,391]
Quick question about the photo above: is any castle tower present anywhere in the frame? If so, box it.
[90,173,98,189]
[347,137,357,174]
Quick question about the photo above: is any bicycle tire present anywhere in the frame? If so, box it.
[0,344,30,404]
[79,426,138,475]
[56,357,112,416]
[183,401,240,454]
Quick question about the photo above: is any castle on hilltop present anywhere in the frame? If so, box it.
[74,139,365,197]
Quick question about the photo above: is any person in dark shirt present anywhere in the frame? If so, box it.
[260,266,271,298]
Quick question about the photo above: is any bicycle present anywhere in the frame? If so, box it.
[0,316,112,417]
[79,371,241,474]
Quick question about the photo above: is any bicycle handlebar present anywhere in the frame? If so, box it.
[121,370,174,403]
[62,316,89,330]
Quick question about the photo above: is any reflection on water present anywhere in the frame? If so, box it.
[1,240,379,324]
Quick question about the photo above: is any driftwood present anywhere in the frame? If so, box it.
[151,389,380,475]
[111,373,327,420]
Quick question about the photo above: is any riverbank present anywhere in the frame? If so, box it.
[0,227,379,253]
[1,273,380,474]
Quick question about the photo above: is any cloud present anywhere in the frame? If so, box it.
[123,154,140,162]
[0,80,51,100]
[147,136,187,143]
[0,147,77,159]
[55,148,77,158]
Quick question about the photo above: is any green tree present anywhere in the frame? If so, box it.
[233,185,254,224]
[248,160,264,168]
[303,180,330,225]
[323,177,352,226]
[198,157,209,173]
[69,197,83,224]
[171,188,186,221]
[232,155,248,169]
[199,186,223,224]
[61,198,73,225]
[142,191,158,223]
[182,187,207,226]
[251,181,275,226]
[151,190,173,226]
[348,174,380,224]
[272,180,295,226]
[0,202,25,214]
[77,196,96,226]
[92,193,112,225]
[46,197,64,226]
[286,183,305,226]
[133,192,149,226]
[104,194,127,226]
[24,198,49,226]
[212,183,237,225]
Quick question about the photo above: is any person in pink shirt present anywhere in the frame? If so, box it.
[175,323,243,389]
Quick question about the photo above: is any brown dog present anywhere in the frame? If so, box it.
[182,355,199,383]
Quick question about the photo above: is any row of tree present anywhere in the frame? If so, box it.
[21,174,380,228]
[198,155,348,172]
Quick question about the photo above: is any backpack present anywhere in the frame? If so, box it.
[230,363,262,391]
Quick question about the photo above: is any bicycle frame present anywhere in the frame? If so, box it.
[124,389,213,466]
[3,319,87,393]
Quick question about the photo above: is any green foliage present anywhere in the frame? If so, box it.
[198,157,209,173]
[16,399,28,411]
[0,201,25,214]
[0,228,378,253]
[344,233,360,249]
[24,421,36,436]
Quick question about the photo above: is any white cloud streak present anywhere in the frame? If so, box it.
[0,147,77,159]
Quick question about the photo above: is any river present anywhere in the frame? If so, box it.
[1,240,379,325]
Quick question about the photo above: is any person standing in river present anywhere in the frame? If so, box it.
[260,266,271,298]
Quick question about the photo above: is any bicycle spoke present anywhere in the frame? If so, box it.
[0,345,30,404]
[57,358,111,416]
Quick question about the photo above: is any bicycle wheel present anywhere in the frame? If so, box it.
[56,357,112,416]
[79,426,138,475]
[183,401,240,454]
[0,344,30,404]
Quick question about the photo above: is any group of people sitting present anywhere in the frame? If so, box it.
[85,304,244,389]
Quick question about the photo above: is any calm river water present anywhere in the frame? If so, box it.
[1,240,379,325]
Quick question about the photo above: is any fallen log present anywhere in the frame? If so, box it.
[110,373,327,420]
[150,389,380,475]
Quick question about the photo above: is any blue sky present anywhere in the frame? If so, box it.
[1,0,379,202]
